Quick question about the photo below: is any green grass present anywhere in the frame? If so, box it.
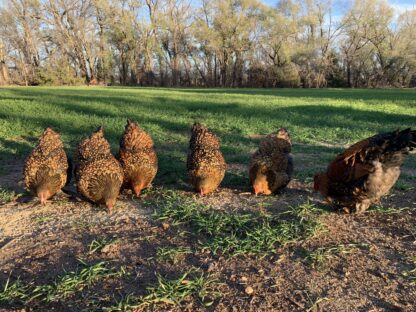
[103,294,139,312]
[0,87,414,310]
[152,192,325,257]
[368,204,410,214]
[0,187,19,203]
[88,238,120,254]
[70,219,95,231]
[140,270,221,308]
[153,246,192,264]
[31,260,127,303]
[305,293,330,312]
[0,260,128,306]
[403,256,416,285]
[103,270,221,311]
[304,243,369,269]
[0,87,415,186]
[32,213,53,224]
[1,267,218,310]
[0,277,31,305]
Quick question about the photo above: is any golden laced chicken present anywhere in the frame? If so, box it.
[75,126,124,210]
[187,123,226,195]
[314,128,416,213]
[249,128,293,195]
[119,120,158,197]
[24,127,71,204]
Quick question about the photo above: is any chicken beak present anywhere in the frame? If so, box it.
[133,185,142,197]
[106,199,116,210]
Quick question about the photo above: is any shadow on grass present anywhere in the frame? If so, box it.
[171,87,416,104]
[1,87,415,189]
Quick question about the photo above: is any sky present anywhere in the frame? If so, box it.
[261,0,415,13]
[387,0,416,13]
[0,0,414,13]
[257,0,416,23]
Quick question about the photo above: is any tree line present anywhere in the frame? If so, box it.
[0,0,415,88]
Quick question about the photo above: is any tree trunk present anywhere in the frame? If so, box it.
[214,55,217,87]
[172,54,179,87]
[346,58,352,88]
[220,50,228,87]
[0,43,9,85]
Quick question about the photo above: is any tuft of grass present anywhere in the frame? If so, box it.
[403,256,416,285]
[304,243,369,269]
[139,270,221,308]
[152,193,325,257]
[32,214,52,224]
[306,294,330,312]
[88,238,120,254]
[0,277,31,305]
[71,219,95,230]
[153,246,192,264]
[0,188,19,203]
[368,205,409,214]
[151,190,201,226]
[1,262,130,306]
[394,180,414,192]
[103,270,221,310]
[31,260,127,303]
[103,294,139,312]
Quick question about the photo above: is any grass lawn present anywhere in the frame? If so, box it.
[0,87,415,185]
[0,87,415,311]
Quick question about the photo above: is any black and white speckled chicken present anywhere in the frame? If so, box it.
[187,123,226,195]
[24,127,71,204]
[119,120,158,196]
[314,128,416,213]
[249,128,293,195]
[75,126,124,210]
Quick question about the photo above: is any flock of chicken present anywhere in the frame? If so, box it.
[23,120,415,213]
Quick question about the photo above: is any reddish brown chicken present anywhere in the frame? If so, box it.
[187,123,226,195]
[24,128,70,204]
[75,127,124,210]
[314,128,416,213]
[249,128,293,195]
[119,120,158,196]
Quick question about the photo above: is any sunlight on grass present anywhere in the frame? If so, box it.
[88,238,120,255]
[152,191,326,257]
[0,87,415,311]
[103,270,221,311]
[0,277,31,305]
[0,87,415,186]
[304,243,369,270]
[140,270,221,308]
[368,204,410,214]
[153,246,192,264]
[0,188,19,203]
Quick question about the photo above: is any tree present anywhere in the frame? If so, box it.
[0,0,43,85]
[0,41,10,85]
[0,0,414,87]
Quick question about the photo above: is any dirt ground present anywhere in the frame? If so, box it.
[0,159,415,312]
